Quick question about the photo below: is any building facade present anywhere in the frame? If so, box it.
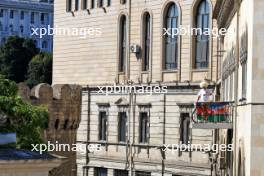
[0,0,53,52]
[52,0,222,176]
[213,0,264,176]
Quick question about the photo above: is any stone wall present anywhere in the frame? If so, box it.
[18,83,82,176]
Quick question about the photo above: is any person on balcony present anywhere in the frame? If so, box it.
[197,80,213,102]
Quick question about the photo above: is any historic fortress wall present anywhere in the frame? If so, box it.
[18,83,82,176]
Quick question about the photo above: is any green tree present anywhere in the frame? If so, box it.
[26,52,52,88]
[0,36,39,83]
[0,75,48,149]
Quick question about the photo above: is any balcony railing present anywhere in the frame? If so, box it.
[191,101,234,129]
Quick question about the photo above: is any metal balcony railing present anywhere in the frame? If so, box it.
[191,101,234,129]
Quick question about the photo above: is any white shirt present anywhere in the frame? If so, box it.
[197,89,212,102]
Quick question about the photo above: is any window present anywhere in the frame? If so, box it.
[241,62,247,99]
[107,0,111,6]
[82,0,88,9]
[0,9,3,18]
[120,0,126,4]
[10,10,14,19]
[135,171,151,176]
[0,22,3,31]
[180,113,190,145]
[75,0,79,11]
[9,24,13,32]
[240,30,247,100]
[42,41,48,49]
[119,15,127,72]
[229,73,233,101]
[118,112,127,142]
[99,111,107,141]
[66,0,72,12]
[98,0,103,7]
[91,0,95,8]
[114,170,128,176]
[41,13,45,24]
[142,12,151,71]
[194,0,210,69]
[20,25,24,34]
[164,3,179,70]
[139,112,149,143]
[94,168,107,176]
[30,12,34,24]
[20,11,24,20]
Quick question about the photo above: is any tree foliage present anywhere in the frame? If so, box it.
[0,75,48,149]
[26,52,52,88]
[0,36,39,83]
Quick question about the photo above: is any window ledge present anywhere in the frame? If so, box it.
[191,69,209,72]
[162,70,178,73]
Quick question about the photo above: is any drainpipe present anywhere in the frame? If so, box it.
[233,1,241,175]
[126,0,131,80]
[86,85,91,175]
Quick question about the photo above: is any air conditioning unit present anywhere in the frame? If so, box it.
[130,44,140,53]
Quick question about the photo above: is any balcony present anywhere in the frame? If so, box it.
[191,102,233,129]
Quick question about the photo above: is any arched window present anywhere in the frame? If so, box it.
[119,15,127,73]
[142,12,151,71]
[164,3,179,70]
[194,0,210,69]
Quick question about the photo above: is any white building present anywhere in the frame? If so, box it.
[0,0,53,52]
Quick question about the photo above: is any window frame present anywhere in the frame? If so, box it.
[0,9,4,18]
[10,10,14,19]
[139,112,149,144]
[142,12,151,72]
[180,113,190,145]
[193,0,211,69]
[98,0,103,7]
[20,11,24,20]
[30,12,34,24]
[94,167,108,176]
[118,15,127,73]
[114,169,128,176]
[98,111,107,141]
[163,2,180,71]
[66,0,72,12]
[118,112,127,143]
[75,0,79,11]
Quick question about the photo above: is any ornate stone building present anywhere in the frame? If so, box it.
[213,0,264,175]
[52,0,223,176]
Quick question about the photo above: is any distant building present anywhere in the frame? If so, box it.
[0,0,53,52]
